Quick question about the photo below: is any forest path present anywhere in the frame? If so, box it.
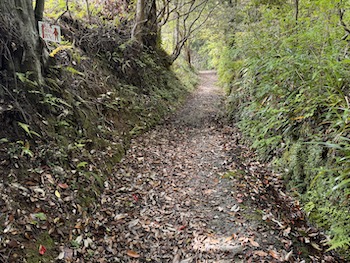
[91,72,335,262]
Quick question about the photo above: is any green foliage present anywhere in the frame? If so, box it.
[215,0,350,257]
[304,170,350,252]
[64,66,85,76]
[45,0,87,20]
[1,2,202,262]
[19,141,34,157]
[186,1,239,70]
[44,0,132,25]
[172,57,199,91]
[25,232,55,263]
[16,72,38,87]
[32,212,47,222]
[76,161,88,169]
[18,122,41,138]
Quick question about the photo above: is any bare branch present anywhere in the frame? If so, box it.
[170,1,218,63]
[157,0,206,26]
[54,0,72,24]
[339,4,350,35]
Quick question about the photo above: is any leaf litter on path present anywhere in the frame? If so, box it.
[1,71,345,262]
[82,71,342,262]
[85,71,344,262]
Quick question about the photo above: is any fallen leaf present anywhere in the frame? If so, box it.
[44,173,55,184]
[84,237,93,248]
[249,238,260,247]
[285,250,293,261]
[180,257,193,263]
[55,190,61,198]
[173,253,181,263]
[230,204,240,212]
[114,213,128,220]
[33,212,47,221]
[225,234,236,242]
[126,250,140,258]
[75,235,83,244]
[283,226,291,237]
[128,219,139,229]
[39,244,46,255]
[268,250,280,259]
[58,247,73,260]
[254,250,268,257]
[311,242,322,251]
[9,214,14,222]
[58,183,69,189]
[132,194,139,202]
[58,251,65,260]
[178,225,186,231]
[7,240,19,248]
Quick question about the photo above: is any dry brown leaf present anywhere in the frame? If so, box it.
[58,183,69,189]
[224,234,236,242]
[284,250,293,261]
[126,250,140,258]
[254,250,268,257]
[249,238,260,247]
[173,253,181,263]
[44,173,55,184]
[283,226,291,236]
[63,247,73,260]
[204,189,214,195]
[75,221,82,229]
[268,250,280,259]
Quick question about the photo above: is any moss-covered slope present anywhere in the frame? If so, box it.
[0,20,196,261]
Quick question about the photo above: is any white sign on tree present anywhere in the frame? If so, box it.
[38,21,61,43]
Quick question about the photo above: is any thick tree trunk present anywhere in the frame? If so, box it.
[133,0,158,48]
[0,0,43,83]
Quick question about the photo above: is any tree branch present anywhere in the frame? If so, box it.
[170,1,218,63]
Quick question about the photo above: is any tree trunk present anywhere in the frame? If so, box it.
[133,0,158,48]
[184,41,192,67]
[0,0,44,83]
[133,0,145,43]
[34,0,45,24]
[144,0,158,48]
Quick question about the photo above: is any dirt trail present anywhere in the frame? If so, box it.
[90,71,339,262]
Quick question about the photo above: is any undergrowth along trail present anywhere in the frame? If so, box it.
[1,71,342,262]
[87,71,342,262]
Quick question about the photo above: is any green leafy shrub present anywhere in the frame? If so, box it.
[217,0,350,257]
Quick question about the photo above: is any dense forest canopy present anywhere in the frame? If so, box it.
[1,0,350,261]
